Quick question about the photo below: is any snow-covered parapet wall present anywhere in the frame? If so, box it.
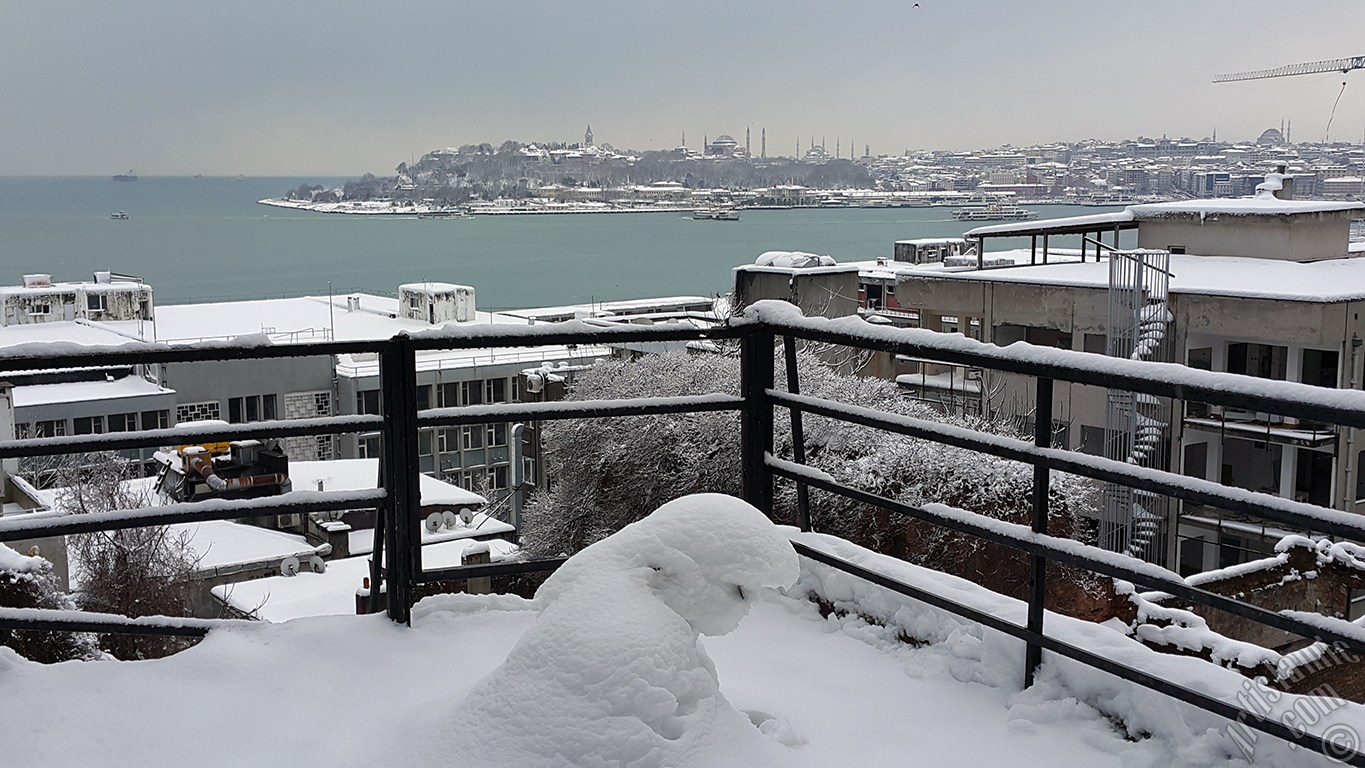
[442,494,800,767]
[752,251,837,269]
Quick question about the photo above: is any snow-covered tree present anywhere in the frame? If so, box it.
[521,349,1104,609]
[49,453,200,660]
[0,543,102,663]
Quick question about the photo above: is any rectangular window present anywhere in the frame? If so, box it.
[358,434,381,458]
[462,381,484,406]
[486,422,507,447]
[462,426,483,451]
[262,394,276,420]
[416,385,431,411]
[141,410,168,430]
[33,419,66,437]
[485,378,507,403]
[438,428,457,454]
[1226,342,1287,380]
[87,293,107,312]
[29,303,50,316]
[511,376,520,402]
[73,416,105,435]
[1302,349,1340,388]
[356,389,381,415]
[439,383,460,408]
[418,428,433,457]
[107,412,137,432]
[488,465,508,490]
[245,396,260,423]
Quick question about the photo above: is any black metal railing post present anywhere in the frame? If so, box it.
[741,326,775,514]
[783,335,812,531]
[1025,376,1053,687]
[380,335,422,624]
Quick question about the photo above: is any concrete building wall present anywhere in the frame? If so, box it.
[732,268,861,319]
[1136,212,1351,262]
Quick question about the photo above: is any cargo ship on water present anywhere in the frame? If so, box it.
[112,170,138,182]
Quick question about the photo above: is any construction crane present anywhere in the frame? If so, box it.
[1214,55,1365,83]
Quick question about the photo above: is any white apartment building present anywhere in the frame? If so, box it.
[894,185,1365,574]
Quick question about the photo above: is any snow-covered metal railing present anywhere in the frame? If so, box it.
[3,304,1365,764]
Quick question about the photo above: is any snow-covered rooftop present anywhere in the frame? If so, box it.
[146,294,519,344]
[903,251,1365,303]
[11,375,174,408]
[287,458,486,508]
[1128,197,1365,218]
[214,536,517,622]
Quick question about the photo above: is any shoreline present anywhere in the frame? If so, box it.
[257,197,1148,217]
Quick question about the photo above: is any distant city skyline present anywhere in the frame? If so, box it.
[2,1,1364,176]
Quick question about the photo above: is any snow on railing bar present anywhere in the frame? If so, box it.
[418,394,746,427]
[0,335,388,372]
[789,540,1361,762]
[0,415,386,461]
[744,301,1365,428]
[0,606,256,637]
[0,489,387,542]
[768,455,1365,655]
[767,389,1365,541]
[405,317,745,349]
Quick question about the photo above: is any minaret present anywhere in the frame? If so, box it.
[836,135,840,158]
[585,124,593,147]
[682,130,686,148]
[761,127,766,158]
[745,127,751,155]
[704,134,708,153]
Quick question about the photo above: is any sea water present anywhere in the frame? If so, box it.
[0,176,1127,310]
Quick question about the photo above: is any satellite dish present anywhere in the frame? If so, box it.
[308,555,327,574]
[459,508,475,525]
[425,512,443,534]
[280,556,300,577]
[441,510,459,529]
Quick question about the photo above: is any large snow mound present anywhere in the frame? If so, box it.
[423,493,800,767]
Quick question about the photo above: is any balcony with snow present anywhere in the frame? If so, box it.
[3,299,1365,767]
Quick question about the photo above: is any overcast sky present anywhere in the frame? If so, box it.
[3,1,1364,176]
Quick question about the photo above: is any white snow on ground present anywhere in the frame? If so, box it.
[2,494,1359,767]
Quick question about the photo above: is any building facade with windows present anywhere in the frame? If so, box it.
[894,191,1365,575]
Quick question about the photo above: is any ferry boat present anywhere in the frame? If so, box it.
[951,202,1037,222]
[693,207,740,221]
[109,211,129,220]
[112,171,137,182]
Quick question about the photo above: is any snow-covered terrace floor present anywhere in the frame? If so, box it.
[6,527,1355,767]
[3,590,1140,768]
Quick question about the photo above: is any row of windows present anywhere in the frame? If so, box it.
[17,410,169,438]
[228,394,277,423]
[355,377,521,416]
[25,294,110,316]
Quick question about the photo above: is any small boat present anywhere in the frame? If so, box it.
[951,202,1037,221]
[418,209,473,219]
[109,211,129,220]
[693,207,740,221]
[112,170,137,182]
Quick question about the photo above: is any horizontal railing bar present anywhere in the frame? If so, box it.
[0,607,254,637]
[769,457,1365,654]
[0,489,387,541]
[792,542,1364,765]
[405,320,746,351]
[0,338,390,372]
[0,415,387,460]
[767,389,1365,541]
[417,556,570,584]
[418,394,745,427]
[748,306,1365,429]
